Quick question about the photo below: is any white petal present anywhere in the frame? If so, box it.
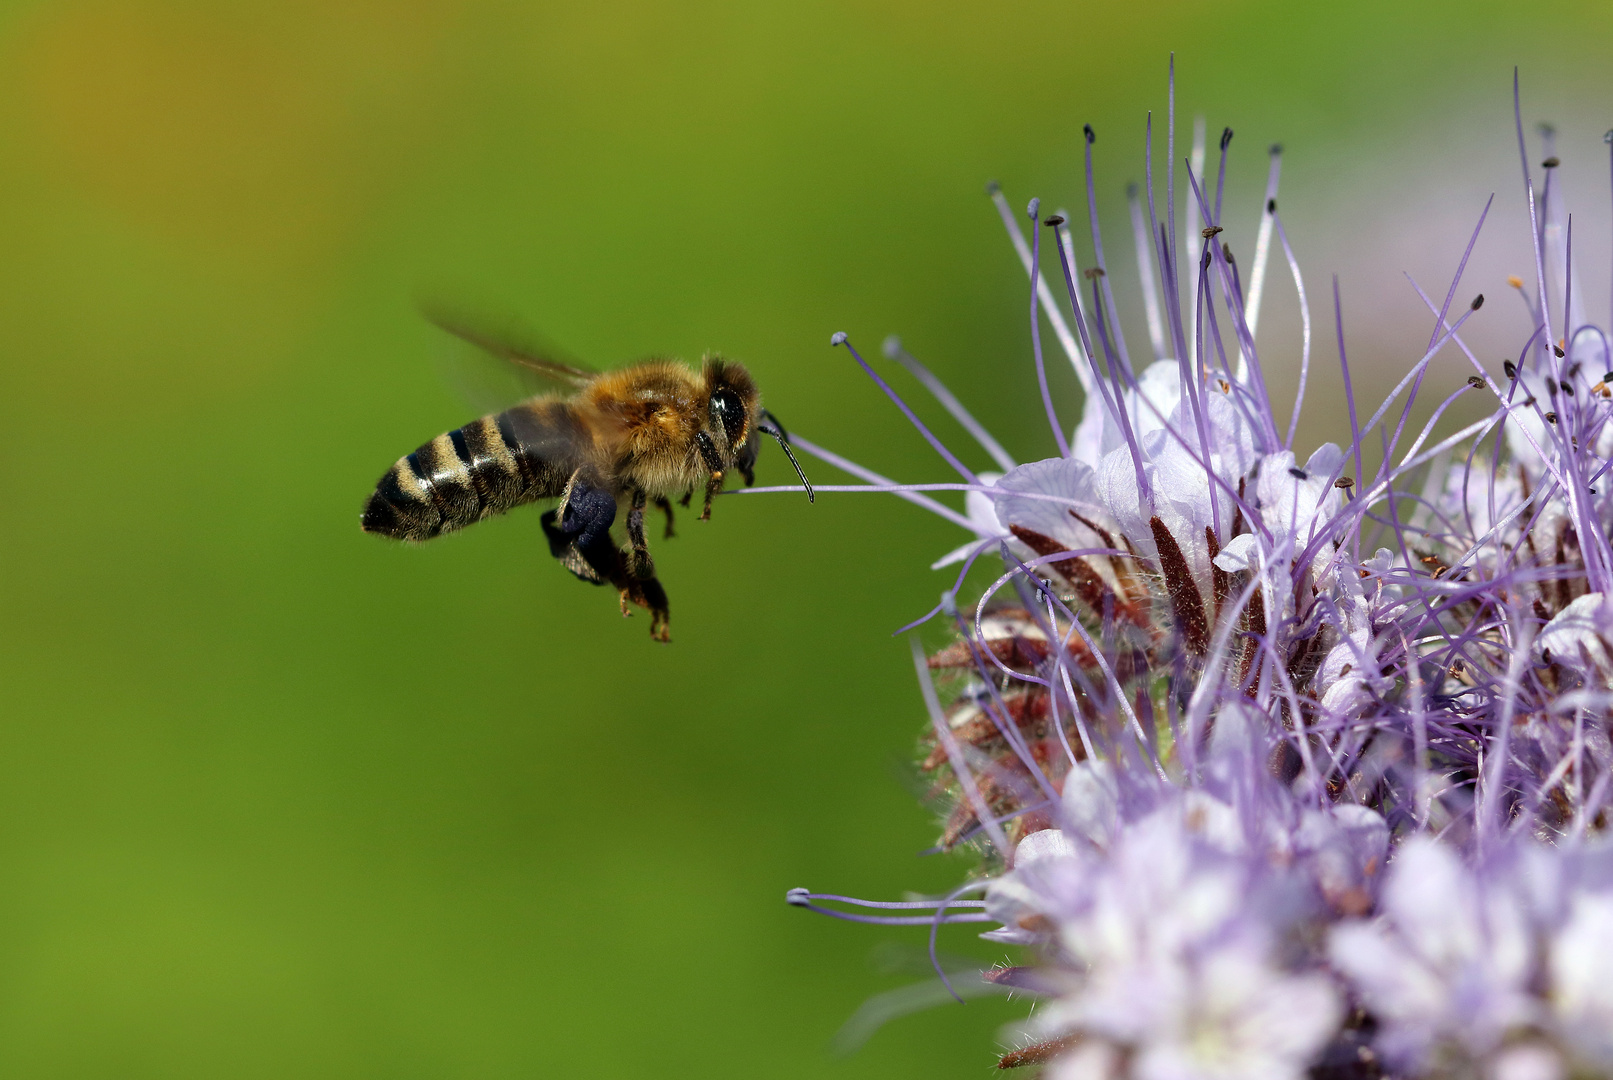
[1214,533,1259,573]
[992,457,1109,549]
[1535,592,1613,677]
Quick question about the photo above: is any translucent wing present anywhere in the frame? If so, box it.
[421,305,598,390]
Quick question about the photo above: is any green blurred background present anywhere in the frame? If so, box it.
[0,1,1611,1075]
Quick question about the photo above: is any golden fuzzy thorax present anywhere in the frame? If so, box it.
[573,358,759,497]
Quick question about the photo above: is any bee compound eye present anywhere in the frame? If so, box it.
[710,388,747,444]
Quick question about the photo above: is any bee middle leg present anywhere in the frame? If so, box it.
[626,489,655,577]
[653,497,675,539]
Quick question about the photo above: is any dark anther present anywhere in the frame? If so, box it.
[1504,359,1518,379]
[1546,412,1559,424]
[1562,380,1575,395]
[1604,371,1613,384]
[1083,123,1095,144]
[985,180,1001,195]
[1605,131,1613,145]
[1149,517,1209,657]
[1202,225,1224,239]
[1220,127,1233,150]
[998,1036,1082,1070]
[1266,198,1277,213]
[1467,375,1485,389]
[1591,488,1599,495]
[1524,396,1537,407]
[1044,214,1066,227]
[1126,181,1139,197]
[1083,267,1106,280]
[1554,345,1566,358]
[982,966,1039,989]
[1222,243,1234,262]
[1335,477,1354,489]
[1201,247,1212,270]
[1471,294,1484,310]
[1542,156,1560,168]
[1288,467,1309,480]
[1269,143,1283,156]
[1568,362,1582,379]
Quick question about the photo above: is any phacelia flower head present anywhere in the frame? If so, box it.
[777,63,1613,1080]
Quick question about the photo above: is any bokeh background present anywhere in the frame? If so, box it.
[1,1,1611,1076]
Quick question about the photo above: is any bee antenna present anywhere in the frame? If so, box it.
[759,410,815,503]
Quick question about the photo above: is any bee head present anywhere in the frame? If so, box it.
[702,357,760,460]
[699,356,813,501]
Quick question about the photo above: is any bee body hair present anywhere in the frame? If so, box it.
[361,350,788,642]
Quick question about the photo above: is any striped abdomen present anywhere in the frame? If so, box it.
[361,401,582,541]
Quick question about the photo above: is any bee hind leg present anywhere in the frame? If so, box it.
[542,472,670,640]
[616,570,671,643]
[654,497,675,539]
[542,471,618,583]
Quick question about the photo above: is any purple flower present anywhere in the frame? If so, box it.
[1552,886,1613,1069]
[1329,836,1613,1078]
[1329,837,1542,1072]
[781,66,1613,1080]
[981,743,1370,1080]
[1535,591,1613,681]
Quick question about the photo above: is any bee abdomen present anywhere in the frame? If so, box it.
[362,416,532,541]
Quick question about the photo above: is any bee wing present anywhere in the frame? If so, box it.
[422,306,598,390]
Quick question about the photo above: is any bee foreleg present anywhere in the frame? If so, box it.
[626,489,655,578]
[695,431,724,472]
[700,471,724,522]
[654,497,676,539]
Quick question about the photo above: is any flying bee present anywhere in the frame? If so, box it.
[360,317,813,642]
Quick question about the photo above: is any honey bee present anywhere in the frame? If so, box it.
[361,318,813,642]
